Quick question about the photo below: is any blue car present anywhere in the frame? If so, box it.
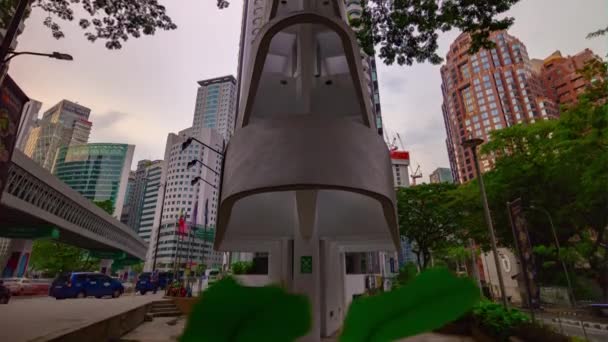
[50,272,124,299]
[135,272,157,295]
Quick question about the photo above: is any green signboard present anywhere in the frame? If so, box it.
[89,250,127,260]
[194,227,215,242]
[300,256,313,274]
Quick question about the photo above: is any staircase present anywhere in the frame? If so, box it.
[148,300,182,318]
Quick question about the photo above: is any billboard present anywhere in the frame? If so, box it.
[0,75,29,201]
[507,198,540,308]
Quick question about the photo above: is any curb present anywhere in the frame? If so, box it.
[551,317,608,330]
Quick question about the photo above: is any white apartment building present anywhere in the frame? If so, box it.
[146,127,224,271]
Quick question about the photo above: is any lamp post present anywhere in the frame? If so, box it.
[462,137,509,308]
[4,51,73,63]
[529,205,576,307]
[151,181,168,272]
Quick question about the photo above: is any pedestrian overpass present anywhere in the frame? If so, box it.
[0,150,147,260]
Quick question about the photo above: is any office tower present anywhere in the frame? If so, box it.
[191,76,237,141]
[147,127,224,271]
[441,31,557,183]
[24,100,92,171]
[533,49,600,107]
[429,167,454,184]
[120,171,137,227]
[122,160,164,241]
[15,99,41,151]
[53,143,134,218]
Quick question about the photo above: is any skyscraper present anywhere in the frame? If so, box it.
[24,100,92,171]
[440,31,557,183]
[121,160,164,241]
[191,76,237,141]
[53,143,134,218]
[147,127,224,271]
[15,99,41,151]
[533,49,600,107]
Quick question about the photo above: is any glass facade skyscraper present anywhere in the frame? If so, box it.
[53,143,134,218]
[24,100,92,171]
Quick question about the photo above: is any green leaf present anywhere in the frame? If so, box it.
[180,277,311,342]
[340,268,480,342]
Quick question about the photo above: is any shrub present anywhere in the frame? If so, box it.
[231,261,253,275]
[472,301,530,340]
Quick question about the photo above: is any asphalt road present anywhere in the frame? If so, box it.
[540,318,608,342]
[0,293,163,342]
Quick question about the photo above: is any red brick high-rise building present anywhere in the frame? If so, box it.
[532,49,600,107]
[440,31,557,183]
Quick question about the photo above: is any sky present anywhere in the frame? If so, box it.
[9,0,608,181]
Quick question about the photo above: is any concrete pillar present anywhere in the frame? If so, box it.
[1,239,33,278]
[99,259,113,275]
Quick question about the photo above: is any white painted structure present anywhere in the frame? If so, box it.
[481,248,523,304]
[222,1,399,340]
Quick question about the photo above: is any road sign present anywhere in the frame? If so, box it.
[195,227,215,242]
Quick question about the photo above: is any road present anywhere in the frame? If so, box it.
[0,293,163,342]
[540,318,608,342]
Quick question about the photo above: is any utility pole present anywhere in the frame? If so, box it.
[462,137,509,308]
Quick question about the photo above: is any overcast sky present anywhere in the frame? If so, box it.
[9,0,607,181]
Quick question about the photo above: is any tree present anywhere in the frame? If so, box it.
[30,239,99,276]
[94,199,114,215]
[396,183,473,269]
[0,0,177,49]
[350,0,521,65]
[479,62,608,299]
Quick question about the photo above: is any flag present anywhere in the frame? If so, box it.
[178,210,187,236]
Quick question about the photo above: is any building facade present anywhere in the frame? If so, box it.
[533,49,600,107]
[441,31,557,183]
[147,127,224,271]
[429,167,454,184]
[120,171,137,227]
[122,160,165,241]
[15,99,42,151]
[192,76,237,141]
[24,100,92,171]
[390,150,410,188]
[345,0,383,134]
[52,143,134,218]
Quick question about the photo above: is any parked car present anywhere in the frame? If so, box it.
[0,280,10,304]
[3,278,51,296]
[135,272,158,295]
[49,272,124,299]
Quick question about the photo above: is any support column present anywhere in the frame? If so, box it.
[1,239,33,278]
[99,259,113,275]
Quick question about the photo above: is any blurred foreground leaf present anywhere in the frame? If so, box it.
[340,268,480,342]
[180,277,311,342]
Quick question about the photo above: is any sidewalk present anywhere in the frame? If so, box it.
[121,316,186,341]
[0,293,163,342]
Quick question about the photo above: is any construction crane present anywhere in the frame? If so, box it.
[410,164,422,186]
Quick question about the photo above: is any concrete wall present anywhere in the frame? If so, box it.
[234,275,273,287]
[321,242,345,337]
[344,274,366,310]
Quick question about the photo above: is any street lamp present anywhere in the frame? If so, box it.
[529,205,576,307]
[187,158,220,176]
[462,136,509,308]
[3,51,74,63]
